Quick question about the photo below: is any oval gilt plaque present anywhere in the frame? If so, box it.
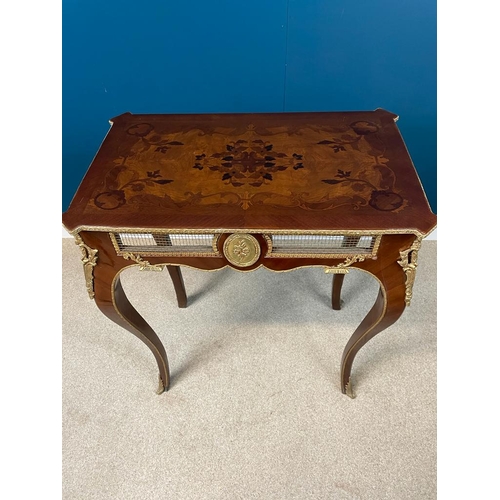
[223,234,261,268]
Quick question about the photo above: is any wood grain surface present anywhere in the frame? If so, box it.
[63,110,436,235]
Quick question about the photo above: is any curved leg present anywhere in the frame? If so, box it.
[167,265,187,308]
[93,259,170,394]
[331,274,345,310]
[340,261,407,398]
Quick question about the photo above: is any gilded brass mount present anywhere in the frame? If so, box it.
[223,233,261,268]
[74,234,98,299]
[397,236,423,306]
[122,253,166,271]
[324,255,368,274]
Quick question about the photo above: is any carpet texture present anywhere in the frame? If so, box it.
[62,239,436,500]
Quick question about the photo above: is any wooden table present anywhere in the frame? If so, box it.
[62,110,436,397]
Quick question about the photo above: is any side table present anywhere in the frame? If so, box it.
[62,110,436,397]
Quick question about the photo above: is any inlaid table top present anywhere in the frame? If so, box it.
[63,109,436,236]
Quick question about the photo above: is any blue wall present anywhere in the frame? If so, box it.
[63,0,436,212]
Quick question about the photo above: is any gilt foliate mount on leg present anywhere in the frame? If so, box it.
[397,236,423,306]
[74,234,98,299]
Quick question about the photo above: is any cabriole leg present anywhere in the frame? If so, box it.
[331,274,345,310]
[340,261,407,398]
[167,265,187,308]
[77,231,171,394]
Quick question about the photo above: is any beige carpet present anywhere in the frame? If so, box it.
[62,239,436,500]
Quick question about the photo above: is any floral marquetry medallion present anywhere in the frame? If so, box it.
[192,137,304,188]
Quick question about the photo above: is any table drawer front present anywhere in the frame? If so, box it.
[109,231,381,262]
